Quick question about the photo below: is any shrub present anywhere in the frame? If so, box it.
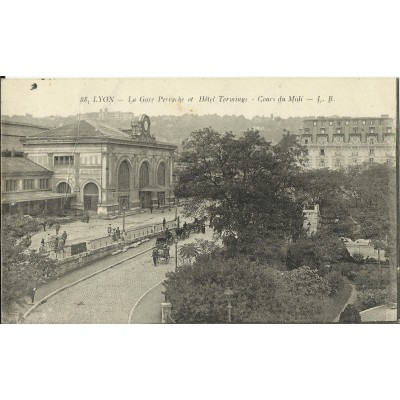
[339,304,361,323]
[326,271,345,296]
[337,262,357,281]
[356,289,388,311]
[351,252,365,264]
[286,233,350,271]
[354,268,388,291]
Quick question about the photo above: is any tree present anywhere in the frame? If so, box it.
[176,128,306,256]
[286,229,350,271]
[296,168,357,238]
[346,164,397,305]
[164,254,332,323]
[1,216,57,315]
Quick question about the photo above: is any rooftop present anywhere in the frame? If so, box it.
[1,119,52,130]
[25,120,132,141]
[304,115,392,121]
[23,120,176,148]
[1,156,53,176]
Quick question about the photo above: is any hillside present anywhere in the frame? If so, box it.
[1,113,304,147]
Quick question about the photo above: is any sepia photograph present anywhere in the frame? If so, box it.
[1,77,398,324]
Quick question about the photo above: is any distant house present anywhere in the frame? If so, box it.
[341,237,386,261]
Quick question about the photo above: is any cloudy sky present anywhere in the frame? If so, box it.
[1,77,397,120]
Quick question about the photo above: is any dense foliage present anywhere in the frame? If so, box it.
[286,230,350,271]
[1,215,56,314]
[164,247,333,323]
[171,128,396,321]
[176,128,306,256]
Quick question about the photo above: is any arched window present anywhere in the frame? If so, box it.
[139,162,149,188]
[57,182,71,193]
[83,182,98,195]
[118,160,130,191]
[157,162,166,186]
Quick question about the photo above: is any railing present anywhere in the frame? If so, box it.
[43,220,177,260]
[89,220,177,251]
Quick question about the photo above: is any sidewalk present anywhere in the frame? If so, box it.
[333,283,357,322]
[30,206,183,251]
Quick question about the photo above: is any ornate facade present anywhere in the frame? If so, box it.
[22,115,176,217]
[299,115,396,169]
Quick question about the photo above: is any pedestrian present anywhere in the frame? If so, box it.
[163,244,170,260]
[86,214,90,223]
[55,223,61,235]
[46,233,51,250]
[183,221,187,231]
[61,230,67,245]
[112,229,117,242]
[43,220,47,232]
[58,239,65,254]
[107,224,112,236]
[54,235,59,250]
[163,217,166,229]
[41,238,45,247]
[152,248,158,267]
[202,224,206,234]
[28,286,37,305]
[150,205,153,214]
[116,227,121,240]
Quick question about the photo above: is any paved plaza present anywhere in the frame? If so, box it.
[30,207,183,251]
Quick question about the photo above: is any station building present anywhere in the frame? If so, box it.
[1,155,75,215]
[298,115,396,169]
[21,115,177,217]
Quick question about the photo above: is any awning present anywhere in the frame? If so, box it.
[1,191,76,204]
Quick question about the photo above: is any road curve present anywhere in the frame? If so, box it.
[24,230,215,324]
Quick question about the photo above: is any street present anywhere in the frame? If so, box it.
[24,227,216,323]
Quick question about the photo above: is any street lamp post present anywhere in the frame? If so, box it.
[174,237,178,272]
[224,288,234,323]
[122,205,126,232]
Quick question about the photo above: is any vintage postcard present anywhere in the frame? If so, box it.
[1,77,398,324]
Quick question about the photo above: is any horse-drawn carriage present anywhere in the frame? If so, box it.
[153,231,174,264]
[156,230,174,246]
[184,217,207,234]
[175,226,190,240]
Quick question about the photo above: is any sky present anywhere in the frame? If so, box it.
[1,77,397,120]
